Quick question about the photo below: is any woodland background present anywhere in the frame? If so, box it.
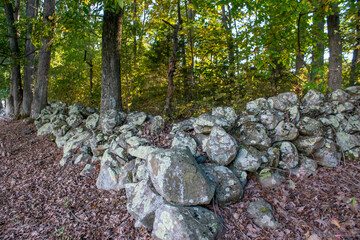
[0,0,359,120]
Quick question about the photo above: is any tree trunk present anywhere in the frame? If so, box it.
[310,2,325,82]
[187,0,196,98]
[164,0,182,117]
[327,3,342,91]
[295,13,305,76]
[221,5,235,82]
[100,8,124,117]
[21,0,39,116]
[31,0,56,119]
[350,0,359,85]
[4,2,22,117]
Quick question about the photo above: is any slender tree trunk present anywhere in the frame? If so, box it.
[310,2,325,82]
[221,5,235,82]
[31,0,56,119]
[187,0,196,98]
[164,0,182,117]
[327,3,342,91]
[21,0,39,116]
[4,2,22,117]
[350,0,359,85]
[181,33,189,102]
[100,7,124,118]
[295,13,305,76]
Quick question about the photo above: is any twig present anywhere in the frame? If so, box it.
[68,208,99,227]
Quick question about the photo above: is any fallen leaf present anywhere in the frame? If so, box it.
[330,218,341,229]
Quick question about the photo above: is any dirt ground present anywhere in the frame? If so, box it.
[0,119,359,239]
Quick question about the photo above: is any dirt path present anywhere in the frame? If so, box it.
[0,119,359,239]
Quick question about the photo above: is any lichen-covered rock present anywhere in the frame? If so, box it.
[277,92,298,105]
[246,98,268,115]
[80,164,95,176]
[126,111,147,126]
[336,131,360,151]
[227,165,248,187]
[201,163,243,206]
[128,146,161,160]
[236,122,271,150]
[118,159,149,188]
[205,126,238,165]
[125,136,150,148]
[267,96,289,112]
[335,102,355,114]
[259,110,284,130]
[170,118,195,134]
[100,109,124,135]
[342,115,360,134]
[193,114,230,134]
[125,180,165,229]
[296,117,323,136]
[345,147,360,161]
[171,131,198,156]
[271,121,299,143]
[231,146,265,172]
[148,115,164,135]
[146,149,215,206]
[294,136,325,156]
[313,139,340,167]
[302,89,325,106]
[319,115,341,130]
[37,122,53,136]
[66,113,83,128]
[256,169,285,188]
[86,113,99,130]
[68,103,89,117]
[328,89,350,102]
[211,106,237,126]
[276,141,299,169]
[152,204,221,240]
[264,147,280,168]
[60,130,92,166]
[287,105,301,123]
[194,133,209,151]
[247,198,279,229]
[291,156,317,177]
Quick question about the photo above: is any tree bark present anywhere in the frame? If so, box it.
[31,0,56,119]
[187,0,196,98]
[310,2,325,82]
[164,0,182,117]
[100,7,124,117]
[4,1,22,117]
[21,0,39,116]
[295,13,305,76]
[350,0,359,85]
[221,5,235,82]
[327,3,342,91]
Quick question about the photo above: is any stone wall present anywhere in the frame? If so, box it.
[34,86,360,239]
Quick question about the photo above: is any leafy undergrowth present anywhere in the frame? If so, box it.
[0,119,359,239]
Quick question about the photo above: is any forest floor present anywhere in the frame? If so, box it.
[0,119,359,240]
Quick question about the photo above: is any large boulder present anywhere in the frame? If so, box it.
[148,115,165,135]
[267,96,289,112]
[205,126,238,165]
[60,130,92,166]
[276,141,299,169]
[211,106,237,126]
[171,131,198,156]
[146,149,215,205]
[246,98,268,115]
[291,156,318,178]
[296,117,323,136]
[127,146,161,160]
[193,114,231,134]
[66,113,83,128]
[328,89,350,102]
[294,136,325,156]
[247,198,280,229]
[277,92,298,105]
[236,122,271,150]
[125,180,165,229]
[100,109,125,135]
[86,113,99,130]
[230,146,265,172]
[256,169,285,188]
[118,159,149,189]
[301,89,325,116]
[152,204,222,240]
[126,111,147,126]
[201,163,243,206]
[271,121,299,143]
[336,131,360,151]
[313,139,340,167]
[170,118,196,134]
[259,110,284,130]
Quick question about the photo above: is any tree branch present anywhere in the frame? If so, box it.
[162,19,174,28]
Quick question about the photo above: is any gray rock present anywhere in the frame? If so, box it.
[96,150,124,191]
[267,96,289,112]
[118,159,149,188]
[247,198,279,229]
[55,128,77,147]
[68,103,89,117]
[170,118,196,134]
[74,153,92,164]
[277,92,298,105]
[125,180,165,229]
[194,134,209,151]
[236,114,259,127]
[152,204,221,240]
[328,89,350,102]
[335,102,355,114]
[345,86,360,95]
[80,164,95,176]
[259,110,284,130]
[256,169,285,188]
[271,121,299,143]
[264,147,280,168]
[171,131,198,156]
[291,156,317,177]
[100,109,124,135]
[205,126,238,165]
[125,136,150,148]
[37,122,53,136]
[117,123,137,133]
[302,89,325,106]
[228,165,248,187]
[236,122,271,150]
[294,136,325,156]
[146,149,215,206]
[194,114,231,134]
[345,147,360,161]
[276,141,299,169]
[246,98,268,115]
[127,111,147,126]
[336,131,360,151]
[86,113,99,130]
[201,163,243,206]
[319,115,341,130]
[66,113,83,128]
[60,130,92,166]
[148,115,164,135]
[128,146,161,160]
[296,117,323,136]
[313,139,340,167]
[231,146,264,172]
[211,106,237,126]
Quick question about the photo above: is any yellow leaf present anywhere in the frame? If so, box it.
[330,218,341,228]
